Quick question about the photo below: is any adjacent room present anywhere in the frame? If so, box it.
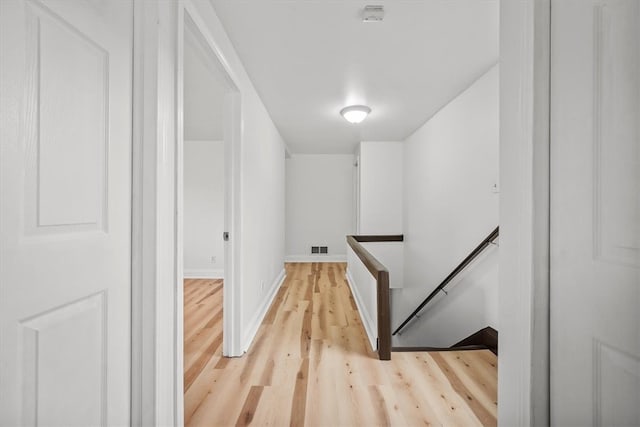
[182,16,228,400]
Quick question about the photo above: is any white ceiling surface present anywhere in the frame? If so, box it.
[209,0,499,154]
[184,27,227,141]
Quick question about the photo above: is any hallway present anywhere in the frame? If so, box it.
[184,263,496,426]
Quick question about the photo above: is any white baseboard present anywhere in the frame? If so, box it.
[345,268,377,351]
[183,269,224,279]
[285,255,347,263]
[242,268,286,352]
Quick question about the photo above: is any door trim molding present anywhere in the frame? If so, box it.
[499,1,550,426]
[131,2,166,425]
[131,0,246,424]
[131,1,184,424]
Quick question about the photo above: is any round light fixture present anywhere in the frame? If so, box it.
[340,105,371,124]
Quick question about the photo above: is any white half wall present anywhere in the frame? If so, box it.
[358,141,403,235]
[183,140,224,278]
[394,64,499,347]
[346,246,378,351]
[285,154,354,261]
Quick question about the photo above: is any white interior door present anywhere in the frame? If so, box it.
[0,0,133,425]
[550,1,640,425]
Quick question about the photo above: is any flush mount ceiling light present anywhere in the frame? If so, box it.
[340,105,371,124]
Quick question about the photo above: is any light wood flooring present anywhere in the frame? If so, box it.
[184,263,497,426]
[184,278,224,392]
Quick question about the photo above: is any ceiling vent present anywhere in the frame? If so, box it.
[362,5,385,23]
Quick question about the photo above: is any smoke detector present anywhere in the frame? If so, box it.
[362,5,385,22]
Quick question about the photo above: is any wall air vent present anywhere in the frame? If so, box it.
[362,5,385,22]
[311,246,328,254]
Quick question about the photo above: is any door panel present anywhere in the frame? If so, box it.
[0,1,133,425]
[591,1,640,269]
[20,293,107,426]
[550,1,640,426]
[25,1,109,233]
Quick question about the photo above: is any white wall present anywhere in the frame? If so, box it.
[183,141,224,278]
[358,141,403,235]
[183,32,225,141]
[392,248,499,347]
[285,154,354,261]
[393,65,499,347]
[360,242,404,289]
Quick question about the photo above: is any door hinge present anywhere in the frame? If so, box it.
[223,232,229,242]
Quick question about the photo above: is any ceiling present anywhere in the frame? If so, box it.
[184,25,227,141]
[209,0,499,154]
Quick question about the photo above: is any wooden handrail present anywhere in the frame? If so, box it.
[346,235,403,361]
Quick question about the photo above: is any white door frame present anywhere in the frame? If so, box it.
[131,2,176,425]
[499,0,551,426]
[131,0,244,425]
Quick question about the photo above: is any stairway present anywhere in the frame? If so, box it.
[392,326,498,355]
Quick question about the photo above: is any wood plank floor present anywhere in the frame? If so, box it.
[184,263,497,426]
[184,278,224,392]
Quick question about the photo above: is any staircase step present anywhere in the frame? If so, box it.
[392,344,489,353]
[453,326,497,355]
[392,326,498,355]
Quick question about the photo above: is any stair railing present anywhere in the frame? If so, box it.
[346,234,403,360]
[392,226,499,336]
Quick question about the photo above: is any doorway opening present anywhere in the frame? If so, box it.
[178,9,242,423]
